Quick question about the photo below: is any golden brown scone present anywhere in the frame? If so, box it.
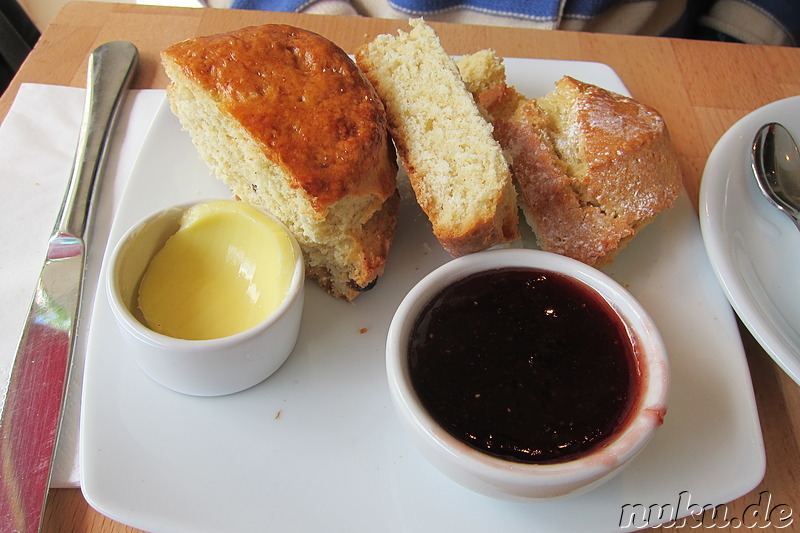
[161,25,399,300]
[458,52,682,267]
[355,19,518,257]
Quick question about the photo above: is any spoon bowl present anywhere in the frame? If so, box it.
[752,122,800,230]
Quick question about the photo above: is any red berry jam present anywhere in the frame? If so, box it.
[408,267,640,464]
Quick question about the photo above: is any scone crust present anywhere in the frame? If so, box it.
[558,77,681,226]
[162,24,397,211]
[470,64,681,267]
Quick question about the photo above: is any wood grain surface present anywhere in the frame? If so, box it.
[2,3,799,531]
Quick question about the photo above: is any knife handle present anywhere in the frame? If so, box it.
[55,41,139,240]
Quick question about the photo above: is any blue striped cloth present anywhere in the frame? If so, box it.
[229,0,614,21]
[386,0,564,22]
[232,0,315,10]
[228,0,798,47]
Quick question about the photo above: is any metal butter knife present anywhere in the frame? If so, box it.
[0,41,138,532]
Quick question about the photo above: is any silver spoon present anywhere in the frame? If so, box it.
[752,122,800,230]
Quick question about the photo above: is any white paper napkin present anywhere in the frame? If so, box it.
[0,83,166,487]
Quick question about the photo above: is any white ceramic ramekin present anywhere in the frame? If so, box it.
[106,201,305,396]
[386,248,669,500]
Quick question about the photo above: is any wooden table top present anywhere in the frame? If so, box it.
[3,2,799,531]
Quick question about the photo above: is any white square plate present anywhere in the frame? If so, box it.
[80,58,764,532]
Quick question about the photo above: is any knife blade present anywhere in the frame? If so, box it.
[0,41,138,533]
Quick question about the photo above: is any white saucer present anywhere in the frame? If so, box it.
[700,96,800,386]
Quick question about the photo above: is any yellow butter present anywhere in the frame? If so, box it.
[138,200,296,340]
